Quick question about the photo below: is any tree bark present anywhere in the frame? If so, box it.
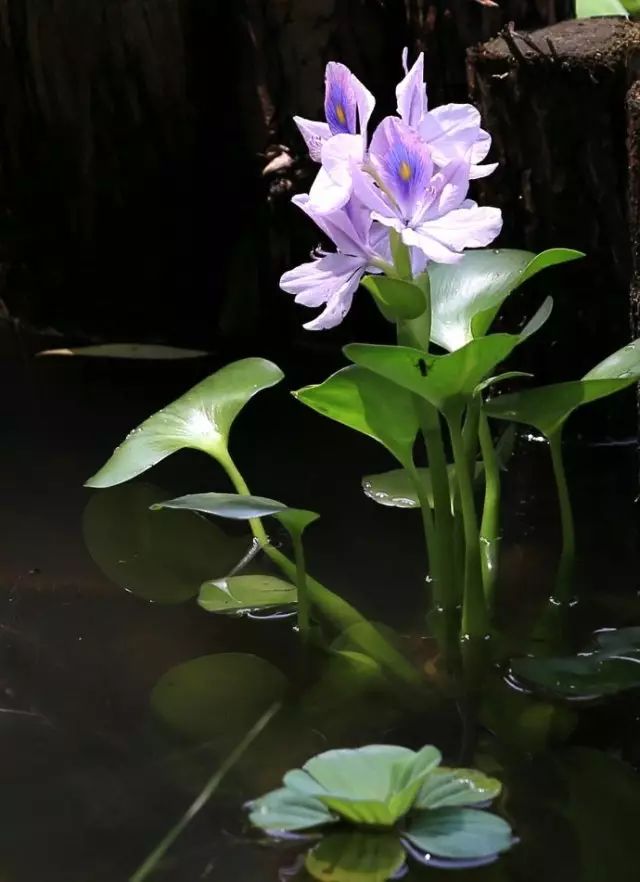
[468,18,640,388]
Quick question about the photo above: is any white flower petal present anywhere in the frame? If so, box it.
[280,252,365,329]
[294,117,332,162]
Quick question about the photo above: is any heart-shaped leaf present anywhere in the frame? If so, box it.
[151,491,319,538]
[38,343,209,359]
[427,248,582,352]
[85,358,283,488]
[198,575,297,615]
[345,335,520,418]
[485,337,640,437]
[404,807,514,859]
[305,832,406,882]
[294,366,420,468]
[83,482,250,604]
[416,768,502,810]
[511,627,640,698]
[150,653,287,745]
[361,276,426,321]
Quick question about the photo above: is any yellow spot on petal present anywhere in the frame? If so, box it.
[399,160,412,182]
[336,104,347,125]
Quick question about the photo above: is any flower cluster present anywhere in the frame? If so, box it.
[281,51,502,330]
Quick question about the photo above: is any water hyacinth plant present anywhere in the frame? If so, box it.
[85,56,640,701]
[248,744,514,877]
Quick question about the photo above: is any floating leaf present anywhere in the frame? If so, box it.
[427,248,582,352]
[150,653,287,745]
[345,336,520,418]
[416,768,502,810]
[85,358,283,487]
[248,787,336,833]
[362,465,483,510]
[151,491,319,537]
[305,832,406,882]
[361,276,426,321]
[38,343,209,359]
[198,575,297,615]
[511,627,640,698]
[404,808,514,859]
[83,483,249,604]
[295,366,420,468]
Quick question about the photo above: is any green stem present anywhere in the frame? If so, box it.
[549,429,576,604]
[217,450,423,689]
[447,411,488,639]
[291,532,310,642]
[478,412,501,607]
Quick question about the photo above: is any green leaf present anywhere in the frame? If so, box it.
[576,0,629,17]
[511,627,640,698]
[305,833,406,882]
[427,248,582,352]
[362,465,482,510]
[83,482,250,604]
[198,575,297,615]
[486,337,640,437]
[150,653,287,744]
[404,808,514,859]
[85,358,284,487]
[248,787,337,833]
[294,366,420,468]
[38,343,209,359]
[345,335,520,418]
[361,275,426,321]
[416,768,502,809]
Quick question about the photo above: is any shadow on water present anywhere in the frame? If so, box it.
[0,350,639,881]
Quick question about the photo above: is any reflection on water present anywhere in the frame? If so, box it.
[1,353,639,880]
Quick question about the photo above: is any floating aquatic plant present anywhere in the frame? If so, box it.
[248,744,514,880]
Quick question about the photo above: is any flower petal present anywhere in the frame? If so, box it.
[396,51,428,128]
[470,161,498,180]
[418,159,470,222]
[280,252,365,329]
[404,205,503,263]
[324,63,375,140]
[421,104,494,175]
[308,134,364,214]
[369,117,434,222]
[309,166,352,214]
[292,193,370,257]
[294,117,332,162]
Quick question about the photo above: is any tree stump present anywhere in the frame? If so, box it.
[468,18,640,393]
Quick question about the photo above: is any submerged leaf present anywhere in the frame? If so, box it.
[511,627,640,698]
[427,248,582,352]
[85,358,284,487]
[305,832,406,882]
[404,807,514,859]
[83,482,249,604]
[198,575,297,615]
[295,366,420,468]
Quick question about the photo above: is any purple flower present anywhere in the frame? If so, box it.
[280,195,388,330]
[396,51,497,180]
[356,116,502,263]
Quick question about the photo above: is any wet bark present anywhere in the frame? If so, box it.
[468,18,640,389]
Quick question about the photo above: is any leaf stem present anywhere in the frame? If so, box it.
[291,532,310,642]
[548,429,576,604]
[447,411,488,640]
[478,411,501,607]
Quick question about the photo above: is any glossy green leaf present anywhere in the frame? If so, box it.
[576,0,629,17]
[38,343,209,359]
[427,248,582,352]
[83,482,250,604]
[486,337,640,437]
[511,627,640,698]
[198,575,297,615]
[345,335,520,417]
[362,465,482,510]
[248,787,336,832]
[85,358,283,487]
[361,275,427,321]
[404,808,514,859]
[151,491,319,539]
[294,366,420,468]
[305,833,406,882]
[150,653,287,744]
[416,768,502,810]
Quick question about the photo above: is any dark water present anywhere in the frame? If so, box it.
[1,346,640,882]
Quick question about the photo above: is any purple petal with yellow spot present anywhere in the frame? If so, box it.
[369,117,434,221]
[325,62,358,136]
